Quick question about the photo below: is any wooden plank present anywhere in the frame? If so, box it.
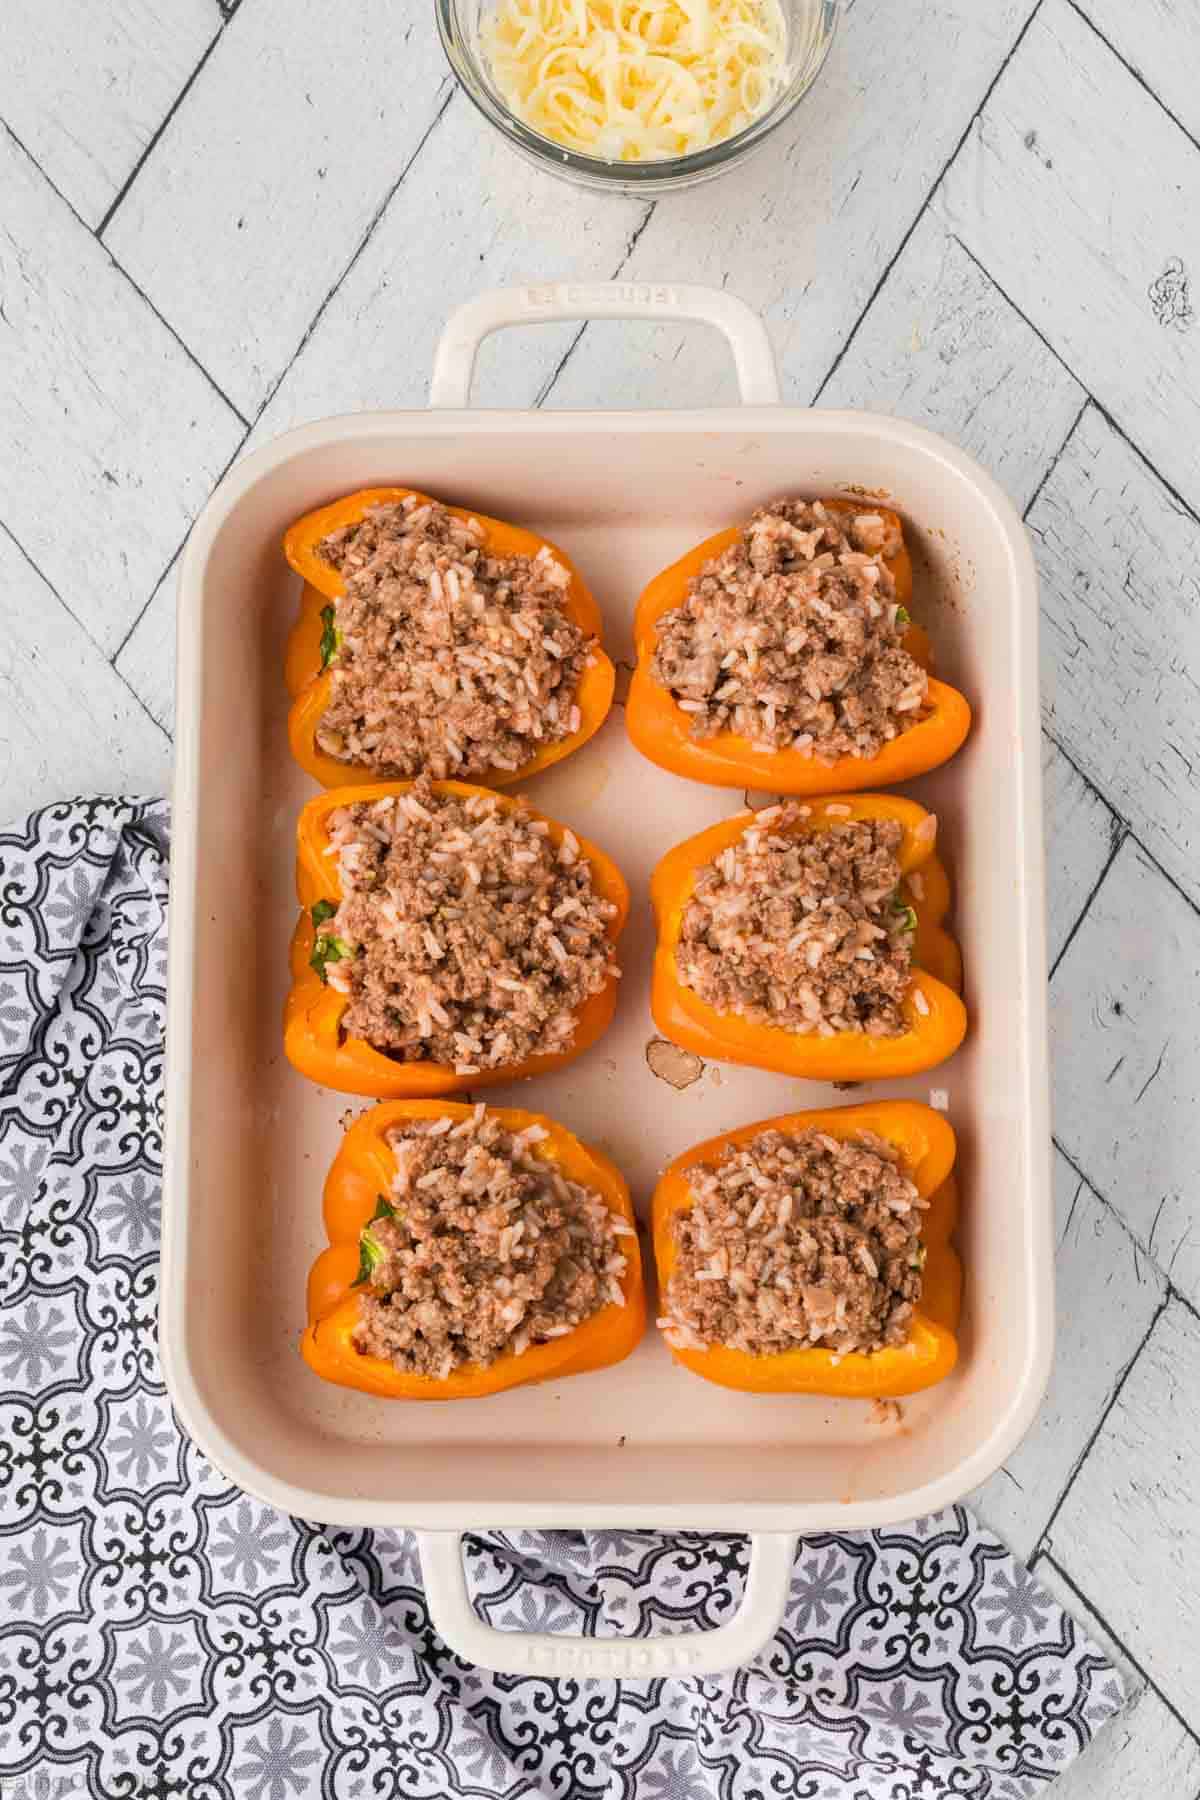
[114,566,176,734]
[1048,1670,1200,1798]
[105,0,455,417]
[822,217,1085,511]
[1043,735,1121,967]
[1033,1558,1200,1800]
[247,95,646,442]
[1031,1556,1139,1701]
[124,89,647,729]
[1077,0,1200,147]
[1051,838,1200,1307]
[2,0,218,227]
[1030,405,1200,908]
[0,133,243,656]
[546,0,1039,409]
[1049,1300,1200,1725]
[0,529,170,821]
[970,1148,1164,1560]
[938,0,1200,514]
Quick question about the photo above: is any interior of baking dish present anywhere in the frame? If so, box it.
[162,407,1052,1530]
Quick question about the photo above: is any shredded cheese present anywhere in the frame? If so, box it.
[482,0,790,162]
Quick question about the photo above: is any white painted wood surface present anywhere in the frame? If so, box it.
[4,0,1200,1787]
[0,129,243,656]
[1041,737,1120,969]
[821,216,1085,512]
[1034,404,1200,908]
[969,1147,1164,1561]
[2,0,218,226]
[1051,837,1200,1311]
[549,0,1041,408]
[246,95,647,439]
[938,0,1200,516]
[105,0,456,417]
[1077,0,1200,147]
[113,563,177,734]
[1032,1558,1200,1799]
[0,527,170,804]
[1047,1300,1200,1723]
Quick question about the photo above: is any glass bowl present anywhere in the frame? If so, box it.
[435,0,841,194]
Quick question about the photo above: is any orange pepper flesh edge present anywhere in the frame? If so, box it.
[627,500,971,794]
[285,779,630,1098]
[650,795,967,1080]
[282,487,614,789]
[302,1098,646,1400]
[907,853,962,993]
[651,1101,960,1397]
[284,584,329,700]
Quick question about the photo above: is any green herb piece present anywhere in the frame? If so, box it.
[353,1195,399,1287]
[309,931,353,982]
[308,899,348,981]
[318,603,342,670]
[890,894,918,935]
[908,1243,928,1271]
[895,605,911,627]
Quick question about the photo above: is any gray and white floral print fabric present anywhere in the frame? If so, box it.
[0,799,1123,1800]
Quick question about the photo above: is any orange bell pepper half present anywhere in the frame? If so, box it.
[626,498,971,793]
[650,793,966,1081]
[652,1100,960,1397]
[304,1099,645,1400]
[285,779,629,1098]
[283,486,615,788]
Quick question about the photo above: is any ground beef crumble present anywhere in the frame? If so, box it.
[323,778,617,1072]
[650,498,927,762]
[659,1128,926,1358]
[315,496,591,779]
[677,808,915,1038]
[354,1108,633,1378]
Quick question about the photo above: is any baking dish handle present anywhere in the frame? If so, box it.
[429,281,782,408]
[416,1528,798,1677]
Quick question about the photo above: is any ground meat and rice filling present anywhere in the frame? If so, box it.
[320,778,617,1072]
[659,1128,925,1358]
[354,1108,634,1378]
[650,498,927,763]
[314,496,592,778]
[677,808,918,1039]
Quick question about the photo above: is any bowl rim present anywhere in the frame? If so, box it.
[434,0,841,184]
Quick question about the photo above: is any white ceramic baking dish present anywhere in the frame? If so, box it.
[162,281,1053,1680]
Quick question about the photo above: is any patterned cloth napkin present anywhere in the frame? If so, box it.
[0,799,1124,1800]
